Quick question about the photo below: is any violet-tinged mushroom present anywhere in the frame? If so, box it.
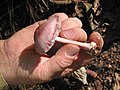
[35,15,97,55]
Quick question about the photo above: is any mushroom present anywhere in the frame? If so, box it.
[35,15,97,55]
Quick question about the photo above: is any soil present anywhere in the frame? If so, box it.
[0,0,120,90]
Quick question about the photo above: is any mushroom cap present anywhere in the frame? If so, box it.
[35,15,61,55]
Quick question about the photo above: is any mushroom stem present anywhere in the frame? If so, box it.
[55,37,97,50]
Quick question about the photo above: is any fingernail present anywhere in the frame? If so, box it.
[96,36,101,41]
[94,32,101,41]
[66,46,79,56]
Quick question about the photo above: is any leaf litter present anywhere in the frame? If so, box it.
[0,0,119,90]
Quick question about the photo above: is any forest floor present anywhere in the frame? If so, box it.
[0,0,120,90]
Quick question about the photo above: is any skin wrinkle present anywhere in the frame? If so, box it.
[4,35,29,62]
[0,40,8,78]
[89,32,104,49]
[48,55,73,78]
[3,40,11,61]
[55,55,73,70]
[0,41,6,58]
[36,62,53,83]
[4,21,41,60]
[60,28,87,41]
[55,44,80,69]
[62,29,75,39]
[1,40,18,84]
[16,51,41,84]
[35,57,57,82]
[42,51,78,79]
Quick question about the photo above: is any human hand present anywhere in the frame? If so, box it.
[0,13,104,85]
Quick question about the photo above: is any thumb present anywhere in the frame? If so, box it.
[45,44,80,79]
[55,44,80,69]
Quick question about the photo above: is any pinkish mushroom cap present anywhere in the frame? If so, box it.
[35,15,61,55]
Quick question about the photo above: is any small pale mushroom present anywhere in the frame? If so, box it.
[35,15,97,55]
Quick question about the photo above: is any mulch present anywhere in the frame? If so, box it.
[0,0,119,90]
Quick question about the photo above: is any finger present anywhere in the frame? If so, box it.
[61,17,82,30]
[69,32,104,67]
[88,32,104,50]
[49,13,68,22]
[60,28,87,42]
[39,44,80,80]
